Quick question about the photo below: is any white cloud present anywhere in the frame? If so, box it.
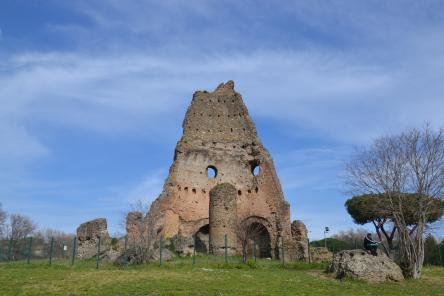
[277,147,350,191]
[2,41,444,173]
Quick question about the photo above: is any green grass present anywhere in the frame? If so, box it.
[1,257,443,295]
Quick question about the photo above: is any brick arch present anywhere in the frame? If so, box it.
[241,216,274,258]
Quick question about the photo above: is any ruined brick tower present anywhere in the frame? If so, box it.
[142,81,307,259]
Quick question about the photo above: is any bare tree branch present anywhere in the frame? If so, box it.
[345,125,444,279]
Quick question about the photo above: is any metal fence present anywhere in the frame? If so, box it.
[0,237,75,265]
[1,235,443,269]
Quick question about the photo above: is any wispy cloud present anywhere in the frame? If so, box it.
[1,1,443,236]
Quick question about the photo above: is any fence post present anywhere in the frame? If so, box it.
[0,240,2,262]
[7,238,13,262]
[124,236,128,267]
[71,236,77,266]
[439,244,443,267]
[281,237,285,266]
[224,234,228,264]
[253,239,257,262]
[96,236,101,270]
[159,235,163,267]
[307,238,311,264]
[49,237,54,265]
[332,243,336,262]
[192,234,196,266]
[27,237,33,264]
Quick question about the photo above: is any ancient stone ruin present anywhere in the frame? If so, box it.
[291,220,309,260]
[328,249,404,283]
[129,80,308,260]
[76,218,111,259]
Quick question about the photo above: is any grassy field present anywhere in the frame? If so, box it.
[1,257,443,296]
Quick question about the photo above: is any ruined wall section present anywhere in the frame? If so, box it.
[76,218,111,259]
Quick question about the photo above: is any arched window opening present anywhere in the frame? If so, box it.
[250,160,261,177]
[207,166,217,179]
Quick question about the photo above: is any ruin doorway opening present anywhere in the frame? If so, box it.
[248,222,271,258]
[195,224,209,253]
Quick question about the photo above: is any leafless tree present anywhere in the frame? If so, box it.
[31,228,75,258]
[7,214,37,260]
[346,125,444,279]
[235,219,266,263]
[122,200,155,264]
[10,214,37,241]
[332,228,370,249]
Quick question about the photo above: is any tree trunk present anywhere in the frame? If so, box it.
[398,221,425,279]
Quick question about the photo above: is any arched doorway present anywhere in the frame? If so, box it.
[195,224,209,253]
[248,222,272,258]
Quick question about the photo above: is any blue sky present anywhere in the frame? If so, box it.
[1,1,443,239]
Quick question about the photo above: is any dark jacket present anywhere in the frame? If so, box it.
[364,236,377,249]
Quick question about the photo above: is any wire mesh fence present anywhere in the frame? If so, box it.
[0,236,73,265]
[1,235,443,270]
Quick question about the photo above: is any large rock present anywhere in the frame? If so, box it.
[328,249,404,283]
[76,218,111,259]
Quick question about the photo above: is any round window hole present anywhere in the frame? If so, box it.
[252,164,260,176]
[207,166,217,179]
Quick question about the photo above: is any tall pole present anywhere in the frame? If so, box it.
[307,238,311,264]
[192,235,196,266]
[281,236,285,266]
[27,237,33,264]
[124,236,128,267]
[49,237,54,265]
[159,235,163,266]
[224,234,228,264]
[324,230,326,248]
[439,244,443,267]
[253,239,257,262]
[7,238,13,262]
[324,227,330,250]
[71,236,77,266]
[96,236,101,270]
